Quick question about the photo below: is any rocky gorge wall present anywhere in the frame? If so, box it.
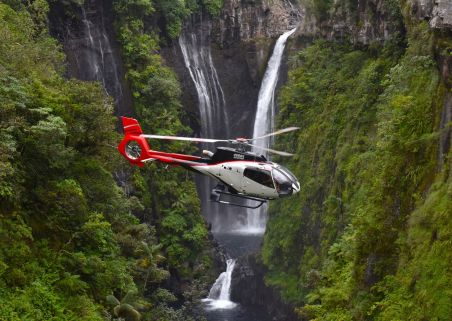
[408,0,452,29]
[160,2,305,319]
[226,0,451,320]
[163,0,301,137]
[259,1,452,320]
[231,254,299,321]
[45,0,451,319]
[48,0,133,116]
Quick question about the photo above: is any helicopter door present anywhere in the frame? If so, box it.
[242,167,275,197]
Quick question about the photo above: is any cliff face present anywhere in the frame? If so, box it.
[48,0,132,116]
[160,1,303,317]
[291,0,451,173]
[296,0,404,44]
[231,254,299,321]
[163,0,301,137]
[409,0,452,29]
[215,0,301,44]
[296,0,452,44]
[260,1,452,320]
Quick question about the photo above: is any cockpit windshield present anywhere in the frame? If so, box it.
[272,168,293,196]
[277,165,298,183]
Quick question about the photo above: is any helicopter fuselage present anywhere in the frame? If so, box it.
[190,148,300,200]
[117,117,300,206]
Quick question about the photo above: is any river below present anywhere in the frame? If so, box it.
[204,304,272,321]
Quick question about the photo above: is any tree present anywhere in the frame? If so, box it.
[106,291,142,321]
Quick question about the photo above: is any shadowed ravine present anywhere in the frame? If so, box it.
[179,25,296,320]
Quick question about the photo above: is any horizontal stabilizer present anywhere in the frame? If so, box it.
[121,117,143,136]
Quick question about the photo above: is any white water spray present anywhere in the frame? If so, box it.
[239,28,297,233]
[178,24,231,230]
[203,259,237,310]
[253,28,297,153]
[77,3,123,112]
[178,27,229,138]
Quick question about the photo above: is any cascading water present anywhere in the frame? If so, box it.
[80,4,123,110]
[203,259,237,310]
[240,28,297,233]
[178,24,229,138]
[60,1,126,114]
[178,22,233,229]
[178,15,297,320]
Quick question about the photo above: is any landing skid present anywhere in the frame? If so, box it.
[210,186,267,209]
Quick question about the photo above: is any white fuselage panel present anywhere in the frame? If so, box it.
[193,161,279,199]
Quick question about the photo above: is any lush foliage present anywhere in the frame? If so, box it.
[123,0,223,39]
[263,19,452,320]
[112,0,214,318]
[112,0,211,276]
[0,1,212,320]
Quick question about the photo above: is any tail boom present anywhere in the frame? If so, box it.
[118,117,205,168]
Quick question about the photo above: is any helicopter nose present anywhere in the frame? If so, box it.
[292,181,300,193]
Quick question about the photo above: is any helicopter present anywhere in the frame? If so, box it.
[118,117,300,209]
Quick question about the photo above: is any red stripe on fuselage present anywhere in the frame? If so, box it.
[148,150,204,162]
[146,150,269,167]
[191,159,269,167]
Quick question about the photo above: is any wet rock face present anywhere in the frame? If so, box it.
[162,18,259,138]
[48,0,132,116]
[231,254,299,321]
[409,0,452,29]
[208,231,229,275]
[215,0,301,45]
[163,1,301,139]
[297,0,404,44]
[296,0,452,45]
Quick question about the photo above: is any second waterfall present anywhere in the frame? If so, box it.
[178,21,237,231]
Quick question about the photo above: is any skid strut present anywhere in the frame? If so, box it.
[210,185,267,209]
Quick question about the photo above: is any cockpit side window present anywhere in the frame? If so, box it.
[244,168,274,189]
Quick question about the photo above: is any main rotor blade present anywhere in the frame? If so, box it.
[250,127,300,141]
[142,134,228,143]
[247,143,294,157]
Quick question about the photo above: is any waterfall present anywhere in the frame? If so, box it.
[178,22,232,229]
[243,28,297,233]
[65,1,125,114]
[203,259,237,309]
[179,25,296,233]
[253,28,297,153]
[178,25,229,138]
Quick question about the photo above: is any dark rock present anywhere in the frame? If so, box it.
[296,0,405,45]
[216,0,301,43]
[162,0,301,139]
[48,0,133,116]
[209,231,229,274]
[409,0,452,29]
[231,253,299,321]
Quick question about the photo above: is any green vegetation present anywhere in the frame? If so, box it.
[2,0,451,320]
[121,0,223,39]
[0,1,214,320]
[263,12,451,321]
[112,0,210,277]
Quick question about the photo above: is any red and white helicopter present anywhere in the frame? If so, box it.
[118,117,300,209]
